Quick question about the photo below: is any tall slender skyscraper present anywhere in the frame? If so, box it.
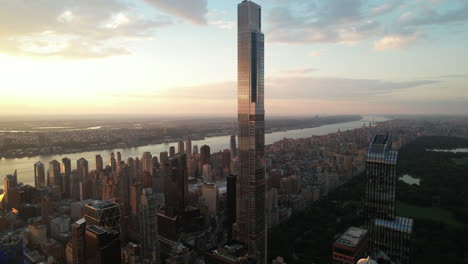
[48,160,61,188]
[69,218,86,264]
[95,155,104,171]
[62,157,71,198]
[139,188,159,262]
[77,158,89,180]
[141,152,153,177]
[230,135,237,158]
[200,145,211,166]
[365,135,413,264]
[178,141,185,154]
[34,161,46,188]
[185,138,192,155]
[365,135,397,224]
[235,1,266,262]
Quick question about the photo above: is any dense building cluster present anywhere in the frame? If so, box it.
[0,117,464,263]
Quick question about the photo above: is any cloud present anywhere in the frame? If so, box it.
[105,75,437,102]
[279,68,318,75]
[0,0,171,59]
[96,75,457,115]
[266,0,468,49]
[207,11,235,30]
[373,34,421,50]
[434,74,468,79]
[143,0,208,24]
[266,76,437,100]
[369,1,402,17]
[396,2,468,27]
[266,0,379,44]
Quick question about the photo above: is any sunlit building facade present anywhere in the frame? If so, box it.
[235,0,266,263]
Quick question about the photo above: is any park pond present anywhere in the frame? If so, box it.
[399,174,421,186]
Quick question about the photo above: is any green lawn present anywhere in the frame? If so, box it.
[397,201,464,228]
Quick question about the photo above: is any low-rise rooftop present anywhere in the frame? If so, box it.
[335,227,368,248]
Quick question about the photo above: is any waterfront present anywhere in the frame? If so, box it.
[0,116,388,186]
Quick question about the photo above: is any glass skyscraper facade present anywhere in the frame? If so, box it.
[365,135,398,223]
[235,1,266,263]
[365,135,413,264]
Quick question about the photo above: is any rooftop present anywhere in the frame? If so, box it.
[74,218,86,225]
[335,227,368,248]
[368,134,393,155]
[86,200,118,210]
[374,217,414,233]
[86,224,107,235]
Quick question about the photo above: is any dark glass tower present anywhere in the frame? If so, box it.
[34,161,46,188]
[62,157,71,198]
[365,135,412,264]
[365,134,398,223]
[235,1,266,262]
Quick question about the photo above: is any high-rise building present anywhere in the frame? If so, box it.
[200,145,211,166]
[371,217,413,264]
[222,149,232,176]
[160,151,169,165]
[116,152,122,163]
[187,154,195,178]
[34,161,46,188]
[230,135,237,158]
[178,141,185,154]
[163,153,187,217]
[117,162,130,212]
[70,170,81,200]
[62,157,72,198]
[141,152,153,177]
[169,146,175,157]
[365,135,413,264]
[193,145,199,155]
[3,171,17,211]
[0,233,24,264]
[135,157,141,182]
[226,174,237,241]
[84,200,121,232]
[365,135,398,223]
[332,227,369,264]
[85,225,121,264]
[48,160,61,187]
[129,183,141,217]
[69,218,86,264]
[202,164,212,182]
[41,194,53,235]
[202,183,219,215]
[95,155,104,171]
[152,156,159,169]
[139,188,159,262]
[235,1,266,262]
[110,152,117,173]
[77,158,89,180]
[127,157,136,182]
[141,171,152,189]
[186,138,192,155]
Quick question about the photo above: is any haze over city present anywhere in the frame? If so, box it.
[1,0,467,116]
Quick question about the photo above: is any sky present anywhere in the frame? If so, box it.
[0,0,467,117]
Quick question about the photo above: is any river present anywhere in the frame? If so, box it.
[0,116,388,186]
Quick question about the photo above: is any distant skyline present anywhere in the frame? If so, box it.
[1,0,467,116]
